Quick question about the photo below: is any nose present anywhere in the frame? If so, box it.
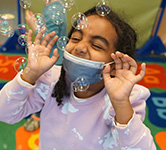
[74,41,88,57]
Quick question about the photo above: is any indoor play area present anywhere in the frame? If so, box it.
[0,0,166,149]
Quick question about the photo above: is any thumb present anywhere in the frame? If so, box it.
[50,48,59,64]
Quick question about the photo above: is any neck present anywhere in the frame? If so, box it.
[74,81,105,99]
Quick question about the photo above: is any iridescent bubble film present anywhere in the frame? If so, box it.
[14,57,28,72]
[60,0,74,11]
[57,36,69,51]
[19,0,32,9]
[18,34,28,46]
[18,24,29,35]
[0,17,14,37]
[96,0,111,16]
[71,12,88,30]
[73,77,89,92]
[48,5,64,25]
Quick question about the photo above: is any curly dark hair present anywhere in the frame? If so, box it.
[52,6,137,106]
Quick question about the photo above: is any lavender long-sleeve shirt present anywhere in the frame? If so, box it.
[0,65,156,150]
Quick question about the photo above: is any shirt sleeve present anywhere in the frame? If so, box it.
[0,72,46,124]
[107,84,157,149]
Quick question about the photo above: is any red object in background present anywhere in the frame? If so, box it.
[137,63,166,89]
[0,54,23,81]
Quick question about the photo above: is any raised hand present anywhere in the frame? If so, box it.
[102,51,146,124]
[21,28,59,85]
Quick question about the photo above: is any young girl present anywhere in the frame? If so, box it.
[0,6,156,150]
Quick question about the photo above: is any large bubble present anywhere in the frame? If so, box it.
[71,12,88,30]
[14,57,28,73]
[57,36,69,51]
[18,24,29,35]
[72,77,89,92]
[96,0,111,16]
[0,15,14,37]
[48,4,64,25]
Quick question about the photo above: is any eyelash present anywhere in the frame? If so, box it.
[91,43,103,50]
[71,37,104,50]
[71,37,81,42]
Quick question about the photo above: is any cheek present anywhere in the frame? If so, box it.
[65,42,74,52]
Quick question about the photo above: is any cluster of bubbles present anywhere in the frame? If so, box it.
[8,0,111,91]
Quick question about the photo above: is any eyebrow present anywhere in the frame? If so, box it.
[91,36,109,47]
[72,29,109,47]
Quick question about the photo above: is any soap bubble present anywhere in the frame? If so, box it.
[72,77,89,92]
[32,13,46,32]
[0,14,14,37]
[51,11,64,25]
[18,34,28,46]
[0,20,11,33]
[71,12,88,30]
[96,0,111,16]
[60,0,74,11]
[19,0,32,9]
[0,19,14,37]
[57,36,69,51]
[18,24,29,35]
[48,4,64,25]
[14,57,28,73]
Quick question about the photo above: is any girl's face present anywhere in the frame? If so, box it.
[66,15,118,64]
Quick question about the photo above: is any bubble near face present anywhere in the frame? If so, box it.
[73,77,89,92]
[96,0,111,16]
[57,36,69,51]
[14,57,28,73]
[71,12,88,30]
[19,0,32,9]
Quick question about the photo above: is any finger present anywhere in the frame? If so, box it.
[41,31,56,46]
[103,65,112,81]
[29,11,34,16]
[47,35,58,50]
[120,54,130,70]
[111,51,122,70]
[34,26,47,44]
[124,55,137,74]
[27,29,33,46]
[50,48,60,64]
[135,63,146,82]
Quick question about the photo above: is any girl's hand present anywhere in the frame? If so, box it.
[21,28,59,84]
[25,10,36,31]
[102,51,146,123]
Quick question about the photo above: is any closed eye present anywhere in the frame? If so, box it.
[71,37,81,43]
[91,43,104,50]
